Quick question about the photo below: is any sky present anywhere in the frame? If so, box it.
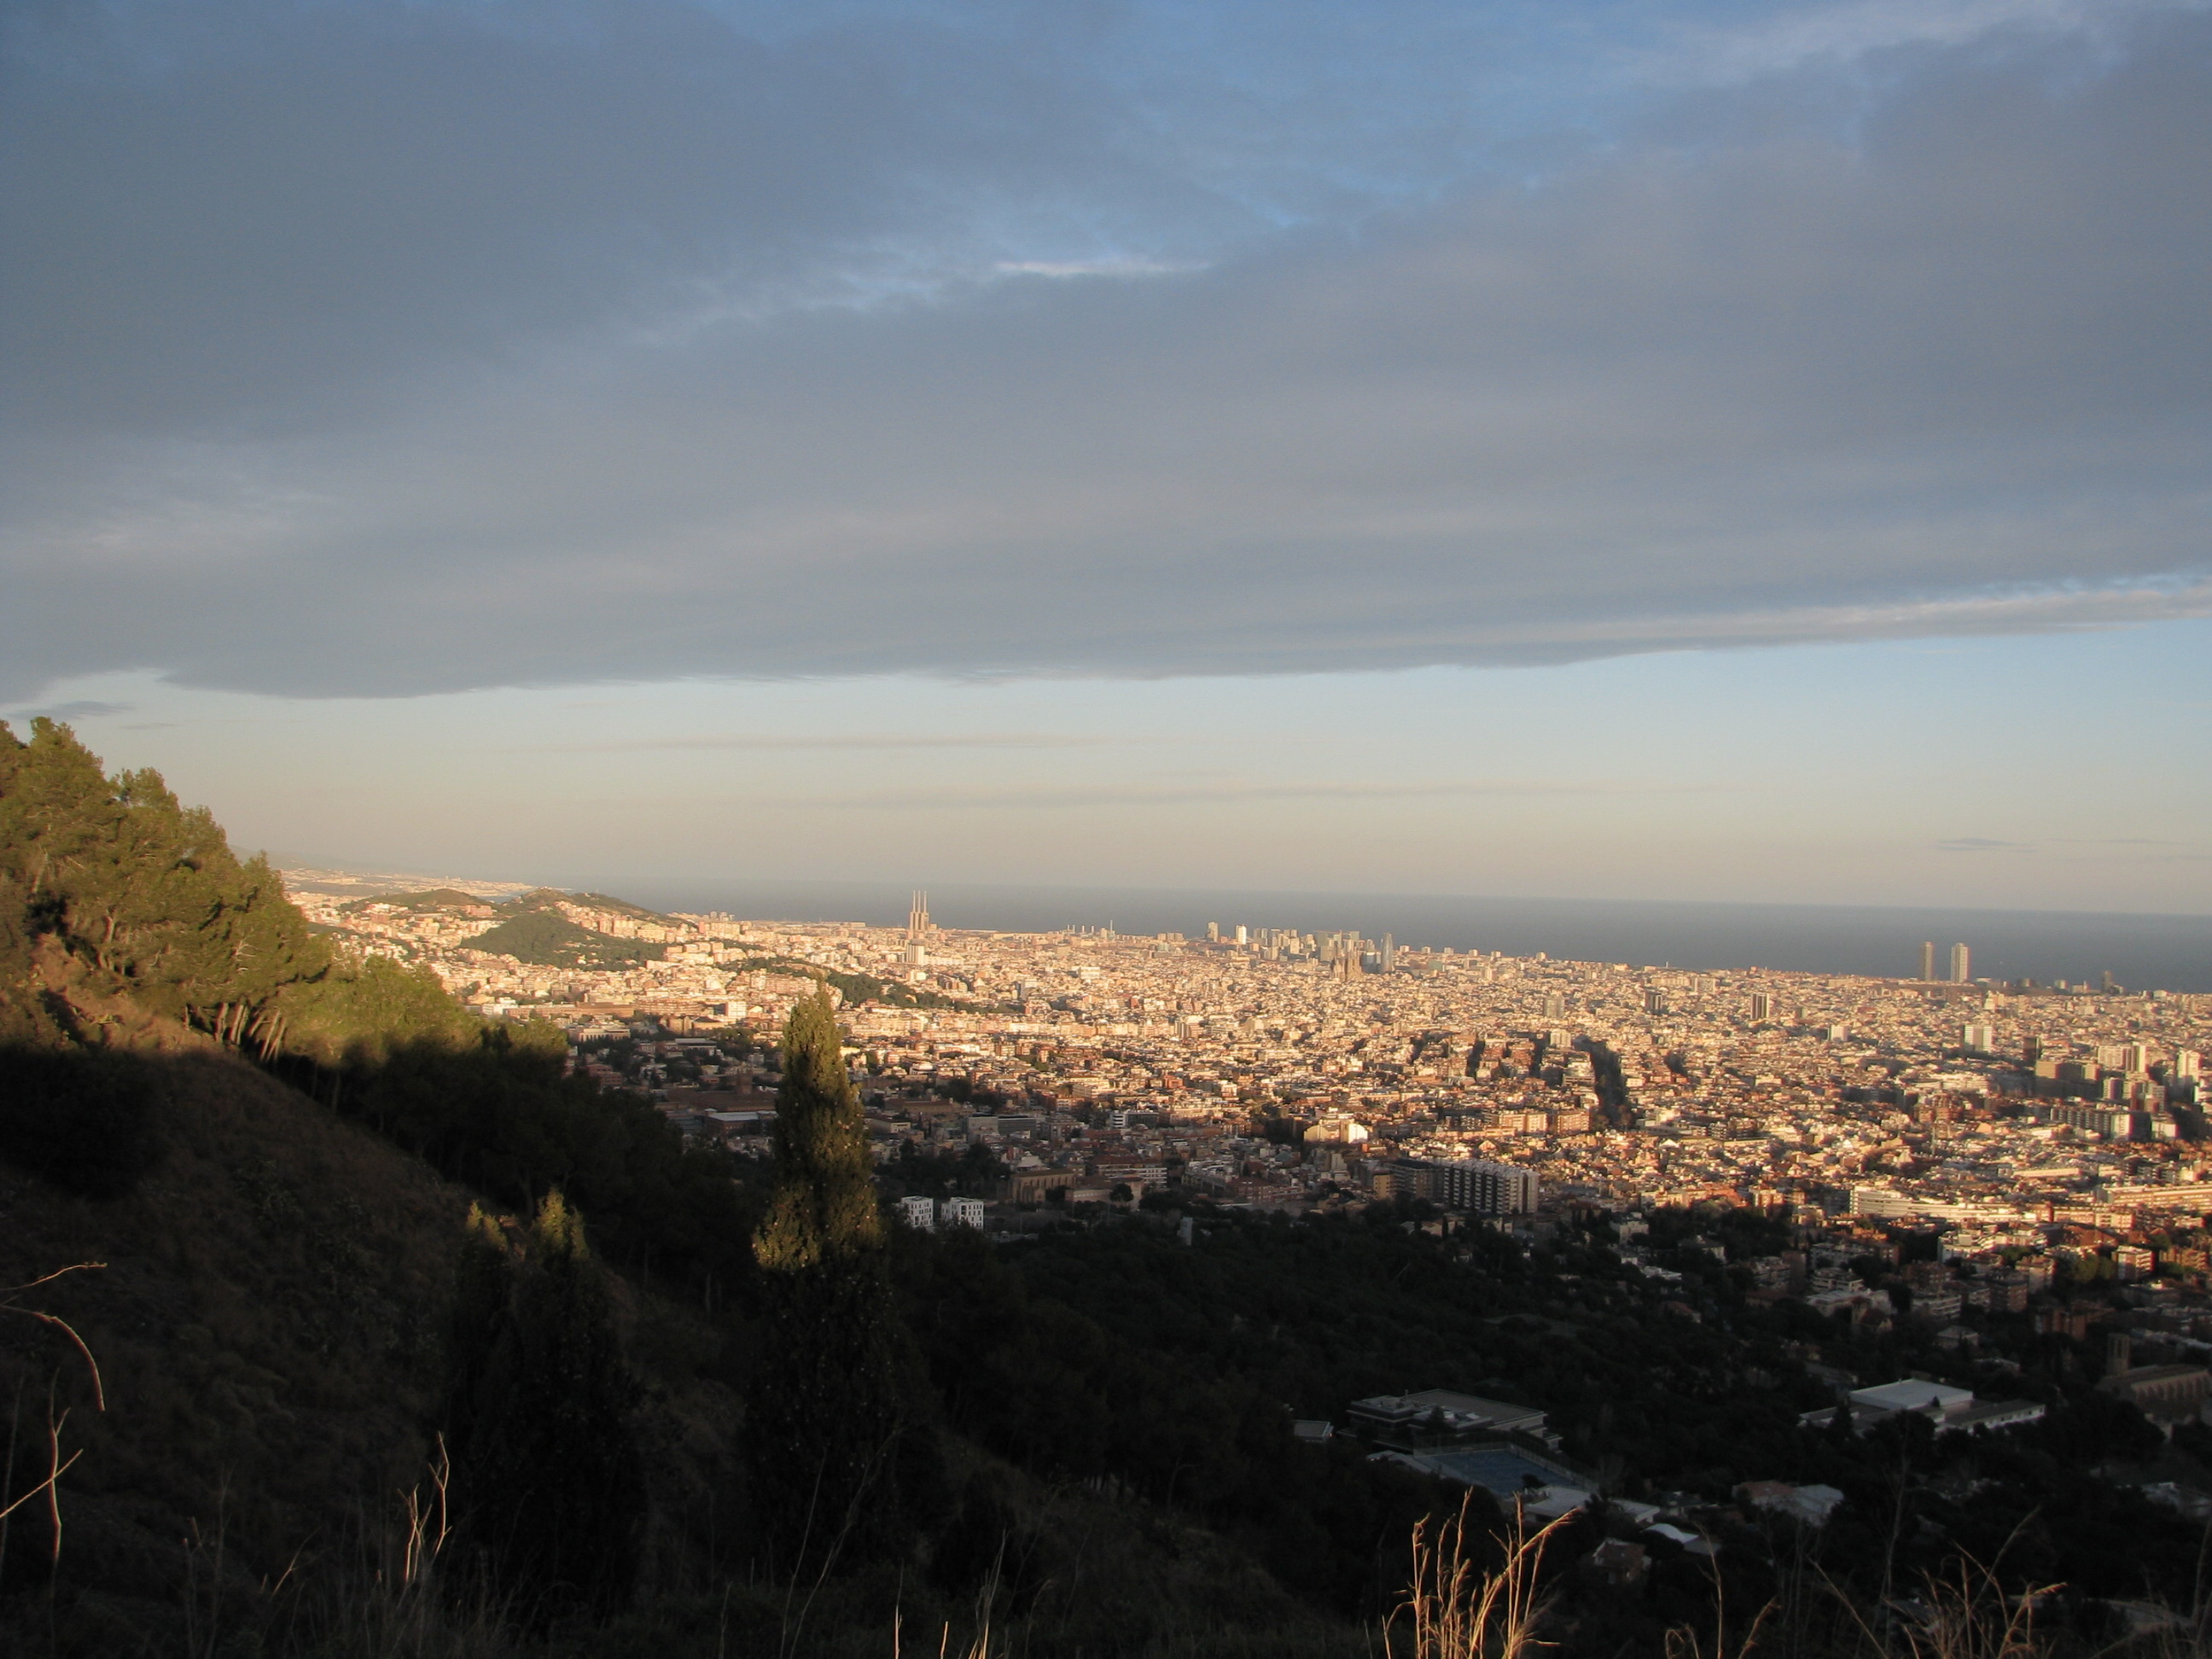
[3,0,2207,915]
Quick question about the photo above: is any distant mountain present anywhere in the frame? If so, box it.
[273,861,534,900]
[337,886,499,916]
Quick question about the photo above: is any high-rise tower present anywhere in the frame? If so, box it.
[1918,941,1935,981]
[1948,942,1970,983]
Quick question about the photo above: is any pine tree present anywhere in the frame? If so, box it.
[0,719,327,1045]
[748,986,906,1573]
[444,1191,643,1628]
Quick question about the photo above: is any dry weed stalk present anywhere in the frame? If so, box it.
[399,1434,452,1589]
[0,1262,107,1571]
[1387,1496,1571,1659]
[1666,1542,1773,1659]
[0,1263,108,1411]
[894,1542,1004,1659]
[1826,1550,2057,1659]
[1888,1557,2053,1659]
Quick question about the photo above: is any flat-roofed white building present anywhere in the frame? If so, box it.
[1800,1378,2045,1435]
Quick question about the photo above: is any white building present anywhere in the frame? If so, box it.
[1800,1378,2045,1435]
[898,1195,937,1231]
[940,1196,987,1229]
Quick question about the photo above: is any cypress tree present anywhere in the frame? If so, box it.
[445,1191,643,1629]
[748,986,906,1573]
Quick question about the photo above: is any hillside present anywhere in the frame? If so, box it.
[0,1049,1347,1656]
[465,904,661,970]
[566,891,683,926]
[0,1048,467,1627]
[339,888,498,916]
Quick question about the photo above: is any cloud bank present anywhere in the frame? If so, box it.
[2,0,2206,698]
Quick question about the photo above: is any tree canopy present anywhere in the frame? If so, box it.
[1,719,324,1046]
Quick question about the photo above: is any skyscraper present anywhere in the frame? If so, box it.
[1381,934,1396,972]
[1919,941,1936,981]
[1749,992,1773,1022]
[1949,943,1970,983]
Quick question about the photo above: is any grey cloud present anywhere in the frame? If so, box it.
[1935,837,2031,853]
[0,0,1249,436]
[2052,837,2204,847]
[5,700,131,721]
[1,4,2207,698]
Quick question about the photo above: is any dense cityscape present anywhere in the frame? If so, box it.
[290,872,2210,1284]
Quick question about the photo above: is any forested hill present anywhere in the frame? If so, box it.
[464,900,664,970]
[0,715,762,1274]
[0,717,486,1063]
[0,721,769,1648]
[1,719,323,1051]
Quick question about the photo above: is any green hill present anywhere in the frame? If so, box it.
[465,904,660,969]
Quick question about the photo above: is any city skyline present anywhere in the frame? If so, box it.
[291,873,2212,1235]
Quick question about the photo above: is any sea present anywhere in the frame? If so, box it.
[608,879,2212,994]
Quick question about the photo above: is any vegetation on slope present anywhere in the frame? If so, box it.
[0,1049,473,1640]
[337,888,495,915]
[748,990,917,1575]
[445,1193,645,1629]
[463,905,661,971]
[0,719,323,1051]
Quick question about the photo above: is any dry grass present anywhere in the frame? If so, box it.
[0,1263,108,1584]
[1385,1498,1569,1659]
